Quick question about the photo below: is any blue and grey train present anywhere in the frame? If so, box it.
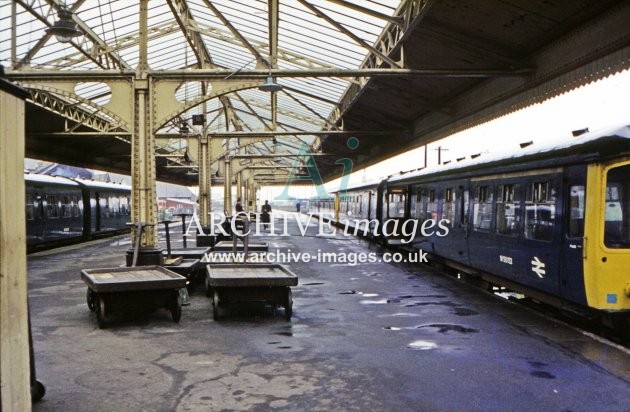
[313,125,630,338]
[25,174,131,251]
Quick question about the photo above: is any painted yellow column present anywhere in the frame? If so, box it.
[223,158,232,214]
[128,0,161,264]
[236,171,243,209]
[0,80,31,411]
[198,136,210,227]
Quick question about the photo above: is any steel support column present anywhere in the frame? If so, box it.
[236,171,243,208]
[128,0,161,265]
[243,172,250,212]
[198,136,210,226]
[223,157,232,214]
[251,181,258,213]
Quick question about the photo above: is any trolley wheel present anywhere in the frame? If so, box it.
[96,295,108,329]
[86,288,97,312]
[31,379,46,402]
[170,292,182,323]
[284,288,293,320]
[212,290,220,321]
[205,274,213,297]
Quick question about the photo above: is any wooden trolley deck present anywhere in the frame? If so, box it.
[206,263,298,320]
[81,266,187,327]
[213,241,269,252]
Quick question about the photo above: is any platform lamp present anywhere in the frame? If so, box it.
[258,73,283,92]
[46,7,82,43]
[178,121,190,135]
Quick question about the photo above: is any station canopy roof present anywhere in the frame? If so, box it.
[2,0,629,184]
[1,0,400,184]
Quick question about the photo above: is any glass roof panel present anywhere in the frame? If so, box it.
[1,0,403,159]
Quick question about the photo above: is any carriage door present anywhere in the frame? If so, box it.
[560,165,587,303]
[94,192,102,232]
[442,183,470,264]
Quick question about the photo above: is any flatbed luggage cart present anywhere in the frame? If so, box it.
[201,251,268,296]
[213,240,269,252]
[81,266,187,328]
[206,263,298,320]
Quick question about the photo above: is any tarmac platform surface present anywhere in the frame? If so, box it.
[28,211,630,411]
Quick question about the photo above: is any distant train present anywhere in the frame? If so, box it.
[313,125,630,338]
[25,174,131,251]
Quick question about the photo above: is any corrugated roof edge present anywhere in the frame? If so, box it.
[389,123,630,184]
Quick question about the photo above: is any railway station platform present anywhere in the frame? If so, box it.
[28,211,630,411]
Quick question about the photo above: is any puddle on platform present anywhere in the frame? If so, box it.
[408,340,438,350]
[400,294,447,299]
[384,324,478,334]
[389,312,421,317]
[419,324,478,334]
[339,290,379,297]
[404,301,456,308]
[453,308,479,316]
[360,299,389,305]
[530,371,556,379]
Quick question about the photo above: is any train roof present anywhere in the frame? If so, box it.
[73,178,131,191]
[24,173,131,191]
[328,179,382,195]
[25,173,79,186]
[389,124,630,184]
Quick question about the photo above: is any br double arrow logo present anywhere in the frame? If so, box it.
[531,256,546,279]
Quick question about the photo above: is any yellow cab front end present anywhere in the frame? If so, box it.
[583,158,630,311]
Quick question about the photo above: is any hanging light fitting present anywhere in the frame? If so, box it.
[47,8,82,43]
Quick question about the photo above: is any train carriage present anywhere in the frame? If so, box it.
[327,125,630,335]
[25,174,84,247]
[25,174,131,251]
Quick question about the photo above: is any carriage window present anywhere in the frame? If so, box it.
[427,189,438,220]
[442,188,456,226]
[409,190,418,217]
[568,185,585,238]
[524,181,555,241]
[461,190,470,226]
[61,196,72,218]
[25,194,35,220]
[46,195,59,218]
[109,195,120,214]
[473,186,493,231]
[496,184,521,236]
[72,195,81,217]
[604,165,630,248]
[388,192,406,218]
[415,189,428,220]
[100,196,110,218]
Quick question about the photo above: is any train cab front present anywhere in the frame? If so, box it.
[583,159,630,336]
